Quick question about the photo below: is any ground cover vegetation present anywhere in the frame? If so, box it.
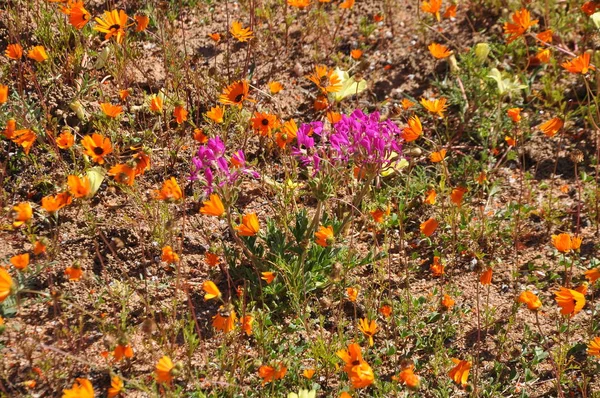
[2,0,600,396]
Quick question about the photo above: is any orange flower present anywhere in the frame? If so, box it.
[314,95,329,111]
[173,105,188,124]
[358,318,379,347]
[505,136,515,149]
[241,314,254,336]
[236,213,260,236]
[442,293,455,309]
[503,8,538,43]
[0,85,7,104]
[394,364,420,389]
[480,267,493,285]
[134,14,150,32]
[64,2,91,29]
[56,130,74,149]
[339,0,355,8]
[424,189,436,205]
[154,177,182,201]
[403,115,422,142]
[337,344,375,389]
[251,112,279,136]
[100,103,123,118]
[113,344,134,361]
[62,378,94,398]
[10,253,29,270]
[107,376,124,398]
[448,358,471,387]
[2,119,16,139]
[27,46,48,62]
[268,81,283,94]
[41,192,72,213]
[507,108,521,123]
[0,268,14,303]
[336,343,364,373]
[65,265,83,281]
[537,30,553,44]
[258,364,287,385]
[421,97,448,118]
[562,52,595,74]
[133,151,150,176]
[208,32,221,42]
[275,119,298,149]
[212,305,237,333]
[575,283,588,295]
[82,133,112,164]
[430,256,444,276]
[518,291,542,311]
[443,4,457,18]
[585,268,600,284]
[402,98,415,109]
[12,202,32,228]
[348,362,374,388]
[347,287,358,302]
[539,117,563,138]
[551,233,573,253]
[450,186,467,206]
[420,218,439,237]
[200,194,224,217]
[67,175,91,198]
[149,94,164,113]
[430,149,447,163]
[582,1,600,16]
[296,368,313,381]
[307,65,343,94]
[587,337,600,357]
[421,0,442,21]
[230,21,253,42]
[119,89,130,101]
[370,207,389,223]
[288,0,311,8]
[428,43,452,59]
[205,252,219,267]
[108,164,136,186]
[205,105,224,123]
[161,246,180,263]
[155,355,175,383]
[219,80,250,108]
[315,225,334,247]
[327,111,342,124]
[94,10,128,43]
[5,43,23,60]
[12,129,37,155]
[261,271,275,284]
[350,49,363,60]
[202,280,222,301]
[555,287,585,317]
[194,128,208,143]
[571,236,582,251]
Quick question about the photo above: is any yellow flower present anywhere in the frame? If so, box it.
[94,10,128,43]
[358,318,379,347]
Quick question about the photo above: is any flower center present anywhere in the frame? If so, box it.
[109,24,121,32]
[234,93,244,103]
[93,147,105,155]
[261,118,269,126]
